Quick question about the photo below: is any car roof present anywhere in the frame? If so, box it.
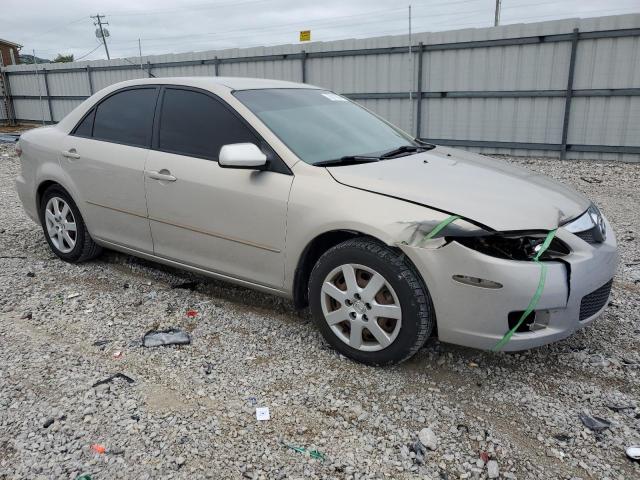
[109,76,321,91]
[55,76,323,132]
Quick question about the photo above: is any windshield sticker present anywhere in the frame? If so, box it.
[322,93,348,102]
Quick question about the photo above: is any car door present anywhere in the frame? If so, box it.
[144,87,293,289]
[61,87,157,253]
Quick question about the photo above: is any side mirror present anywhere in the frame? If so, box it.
[218,143,267,169]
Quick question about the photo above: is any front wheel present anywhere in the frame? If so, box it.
[308,238,434,366]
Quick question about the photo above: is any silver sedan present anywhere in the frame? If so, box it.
[15,77,618,365]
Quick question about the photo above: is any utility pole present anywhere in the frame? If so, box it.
[91,14,111,59]
[494,0,501,26]
[138,38,143,72]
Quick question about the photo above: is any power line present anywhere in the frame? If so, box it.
[108,0,486,46]
[140,4,639,51]
[106,0,272,16]
[75,43,105,61]
[25,2,640,59]
[91,14,111,60]
[16,15,89,43]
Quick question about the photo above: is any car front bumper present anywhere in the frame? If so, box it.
[399,218,618,351]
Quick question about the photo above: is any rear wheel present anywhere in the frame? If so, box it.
[39,185,102,263]
[309,238,434,366]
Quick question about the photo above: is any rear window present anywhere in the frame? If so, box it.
[93,88,157,148]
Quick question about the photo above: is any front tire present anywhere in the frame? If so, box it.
[309,238,434,366]
[39,185,102,263]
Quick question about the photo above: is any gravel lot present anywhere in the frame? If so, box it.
[0,140,639,480]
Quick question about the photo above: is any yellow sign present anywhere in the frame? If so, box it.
[300,30,311,42]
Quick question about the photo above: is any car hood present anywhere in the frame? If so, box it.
[327,147,590,231]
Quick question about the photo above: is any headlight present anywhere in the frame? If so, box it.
[451,232,571,261]
[563,204,606,243]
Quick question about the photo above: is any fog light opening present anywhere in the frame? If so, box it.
[452,275,502,289]
[508,311,536,332]
[507,310,550,333]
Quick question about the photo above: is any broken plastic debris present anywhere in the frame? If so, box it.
[92,339,110,350]
[281,442,326,461]
[578,413,611,432]
[607,404,635,412]
[90,444,106,454]
[112,351,123,359]
[626,445,640,461]
[256,407,270,421]
[92,373,135,388]
[409,440,426,465]
[186,309,198,318]
[143,328,191,347]
[75,474,92,480]
[246,397,258,406]
[66,293,81,299]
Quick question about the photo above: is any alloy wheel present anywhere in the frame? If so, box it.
[320,263,402,352]
[44,196,77,254]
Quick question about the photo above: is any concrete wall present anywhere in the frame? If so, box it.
[2,13,640,161]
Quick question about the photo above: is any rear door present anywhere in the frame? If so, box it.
[144,87,293,288]
[61,87,158,253]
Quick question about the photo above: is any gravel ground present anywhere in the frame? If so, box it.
[0,140,639,480]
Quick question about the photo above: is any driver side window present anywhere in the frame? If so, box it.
[158,88,257,160]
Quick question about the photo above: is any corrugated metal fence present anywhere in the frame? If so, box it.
[2,13,640,161]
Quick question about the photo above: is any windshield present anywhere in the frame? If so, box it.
[233,88,417,165]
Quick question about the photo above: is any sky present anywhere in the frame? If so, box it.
[3,0,640,61]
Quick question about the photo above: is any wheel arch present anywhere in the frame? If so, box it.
[292,229,417,310]
[36,179,63,209]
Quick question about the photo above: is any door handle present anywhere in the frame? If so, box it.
[62,149,81,160]
[146,170,177,182]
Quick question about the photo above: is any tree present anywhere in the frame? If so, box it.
[53,53,74,63]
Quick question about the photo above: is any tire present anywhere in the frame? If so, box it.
[308,237,434,366]
[39,185,102,263]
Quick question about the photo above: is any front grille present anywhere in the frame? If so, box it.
[579,279,613,321]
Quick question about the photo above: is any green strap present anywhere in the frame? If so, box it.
[492,229,557,351]
[420,215,461,245]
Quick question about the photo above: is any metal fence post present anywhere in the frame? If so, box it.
[560,28,579,160]
[86,65,94,95]
[214,56,219,76]
[146,61,153,78]
[415,42,424,138]
[301,50,307,83]
[42,69,53,123]
[1,71,17,126]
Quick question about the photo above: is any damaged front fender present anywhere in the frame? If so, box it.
[397,215,490,249]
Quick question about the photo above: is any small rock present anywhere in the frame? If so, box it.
[418,427,437,450]
[42,417,54,428]
[487,460,499,478]
[21,311,32,320]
